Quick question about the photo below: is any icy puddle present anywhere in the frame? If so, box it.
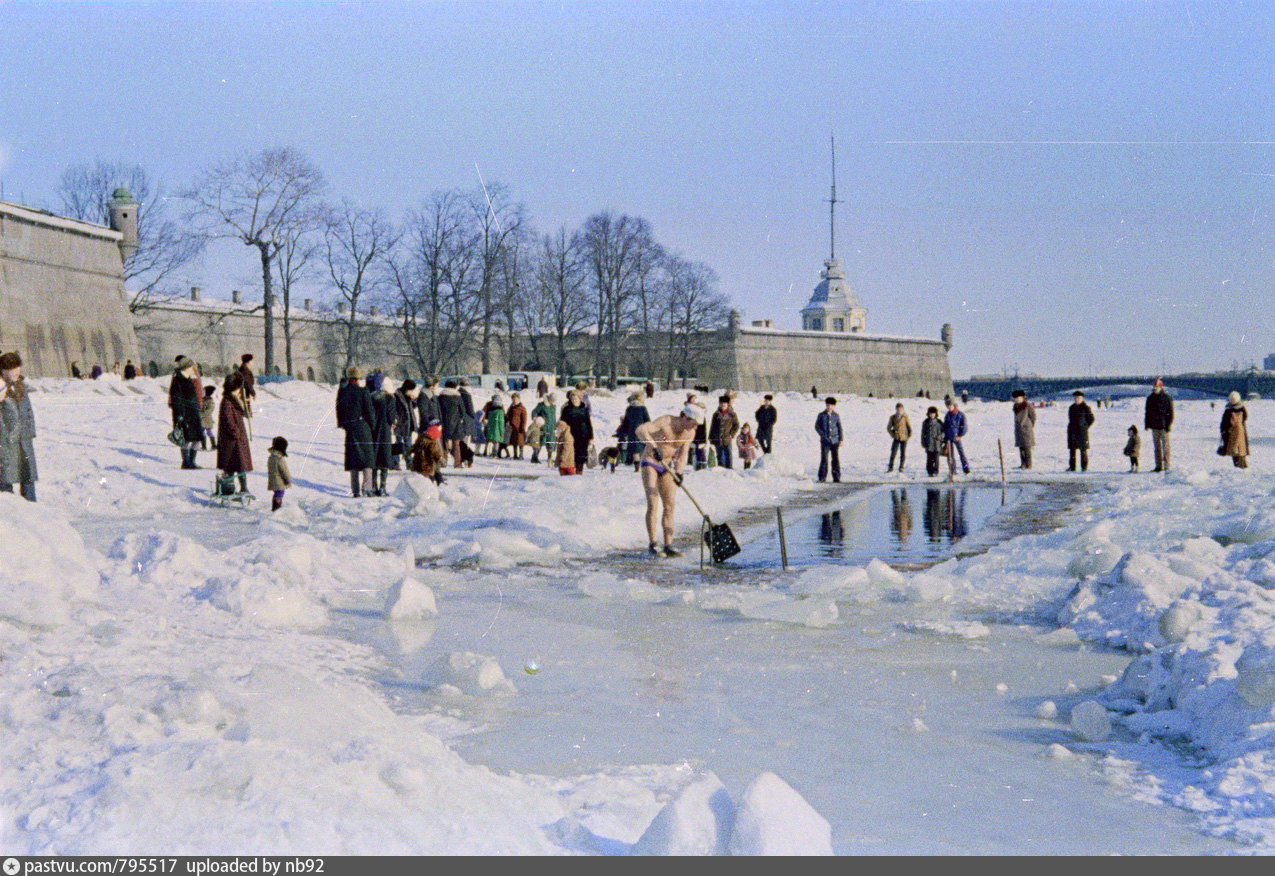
[733,483,1024,571]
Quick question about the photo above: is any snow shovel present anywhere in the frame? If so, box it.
[675,477,740,564]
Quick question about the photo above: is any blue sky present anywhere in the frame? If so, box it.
[2,0,1272,378]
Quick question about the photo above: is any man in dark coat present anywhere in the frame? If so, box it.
[708,395,740,469]
[394,379,421,470]
[417,377,442,435]
[237,353,257,408]
[560,389,594,474]
[755,395,777,454]
[815,396,843,483]
[368,375,397,495]
[123,359,137,380]
[1066,390,1095,472]
[1144,377,1174,472]
[436,380,465,467]
[616,392,651,470]
[336,366,375,496]
[1012,389,1036,469]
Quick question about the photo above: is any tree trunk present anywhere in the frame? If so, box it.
[258,242,275,375]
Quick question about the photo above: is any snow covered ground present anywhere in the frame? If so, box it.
[2,374,1273,854]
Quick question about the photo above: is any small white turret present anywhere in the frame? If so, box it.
[107,188,139,262]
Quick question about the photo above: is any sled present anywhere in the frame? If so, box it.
[211,475,255,508]
[675,478,741,565]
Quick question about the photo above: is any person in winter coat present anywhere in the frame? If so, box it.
[216,370,253,495]
[267,436,292,511]
[1123,425,1141,472]
[560,390,593,474]
[1011,389,1036,469]
[368,375,397,495]
[942,399,970,476]
[527,416,545,464]
[1066,390,1095,472]
[237,354,257,407]
[0,351,38,501]
[532,393,557,465]
[737,422,759,469]
[409,421,446,485]
[709,395,741,469]
[436,380,465,468]
[506,393,528,459]
[616,392,651,470]
[886,403,912,473]
[416,378,442,436]
[169,357,204,469]
[393,379,421,470]
[123,359,137,380]
[1221,391,1249,468]
[1145,377,1174,472]
[536,376,550,399]
[755,394,777,454]
[815,396,843,483]
[554,416,576,476]
[336,366,375,496]
[920,406,943,477]
[483,394,507,458]
[199,385,218,451]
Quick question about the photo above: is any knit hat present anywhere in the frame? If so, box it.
[270,436,288,455]
[681,404,706,424]
[0,352,21,371]
[1229,391,1242,405]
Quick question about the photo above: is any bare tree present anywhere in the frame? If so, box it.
[531,227,594,382]
[275,227,321,377]
[579,212,654,387]
[322,199,398,371]
[183,147,326,375]
[56,160,202,311]
[386,189,484,377]
[467,182,526,373]
[666,255,729,384]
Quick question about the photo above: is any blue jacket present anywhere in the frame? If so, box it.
[815,409,842,445]
[942,409,967,442]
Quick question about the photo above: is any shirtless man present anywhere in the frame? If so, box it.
[634,403,705,557]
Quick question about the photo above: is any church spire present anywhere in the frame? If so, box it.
[827,133,838,261]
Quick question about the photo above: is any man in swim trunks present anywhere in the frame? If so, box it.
[634,403,705,557]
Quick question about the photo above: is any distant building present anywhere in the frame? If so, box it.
[0,193,140,377]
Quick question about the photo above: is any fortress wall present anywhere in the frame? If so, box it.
[703,327,953,398]
[0,203,139,377]
[134,302,488,384]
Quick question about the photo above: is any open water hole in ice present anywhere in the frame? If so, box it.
[331,483,1238,854]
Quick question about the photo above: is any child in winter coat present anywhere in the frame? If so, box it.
[527,415,545,464]
[1123,425,1140,472]
[919,406,943,477]
[554,417,576,475]
[409,421,446,485]
[737,422,759,469]
[267,436,292,512]
[200,386,217,450]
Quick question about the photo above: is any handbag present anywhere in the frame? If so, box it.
[167,426,184,446]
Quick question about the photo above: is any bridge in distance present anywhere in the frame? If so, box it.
[953,370,1275,403]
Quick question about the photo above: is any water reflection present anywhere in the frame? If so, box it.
[819,511,844,558]
[923,488,968,543]
[890,489,913,545]
[739,484,1013,569]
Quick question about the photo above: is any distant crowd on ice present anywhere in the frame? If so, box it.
[0,345,1254,513]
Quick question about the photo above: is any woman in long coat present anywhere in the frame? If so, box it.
[506,393,528,459]
[216,371,253,493]
[483,394,507,457]
[336,367,375,496]
[368,376,397,495]
[560,389,594,474]
[0,351,38,501]
[170,357,205,469]
[1221,391,1249,468]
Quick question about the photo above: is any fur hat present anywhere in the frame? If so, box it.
[825,397,837,406]
[176,356,195,371]
[241,353,254,364]
[270,436,288,455]
[346,366,364,380]
[1073,390,1085,398]
[681,404,706,424]
[0,351,22,371]
[400,378,417,392]
[1011,389,1026,399]
[1229,390,1242,405]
